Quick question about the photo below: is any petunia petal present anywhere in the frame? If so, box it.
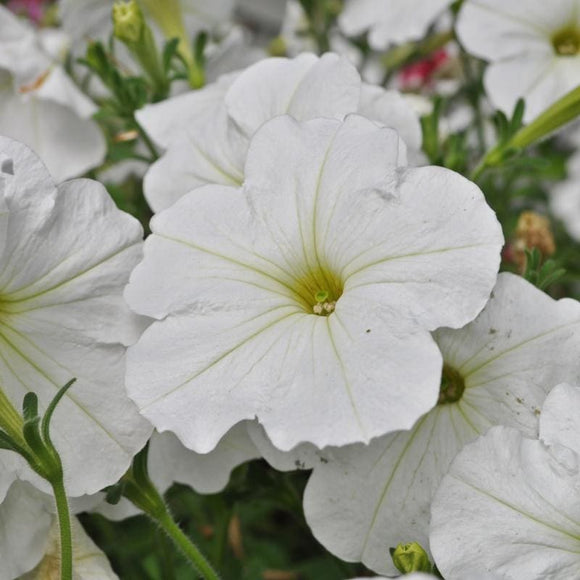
[430,426,580,580]
[340,0,454,50]
[540,383,580,455]
[456,0,558,61]
[0,482,52,580]
[224,53,361,137]
[148,422,260,494]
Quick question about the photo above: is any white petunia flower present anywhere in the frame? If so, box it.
[430,383,580,580]
[338,0,455,50]
[457,0,580,122]
[0,6,105,181]
[0,481,118,580]
[0,136,152,497]
[136,52,423,212]
[125,113,502,455]
[303,273,580,575]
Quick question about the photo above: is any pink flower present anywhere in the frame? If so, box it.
[399,49,449,90]
[7,0,46,24]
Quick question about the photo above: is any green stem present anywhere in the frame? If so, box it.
[471,84,580,180]
[133,117,159,161]
[121,443,220,580]
[51,475,73,580]
[156,510,220,580]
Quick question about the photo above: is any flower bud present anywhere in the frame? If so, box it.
[112,0,144,45]
[391,542,432,574]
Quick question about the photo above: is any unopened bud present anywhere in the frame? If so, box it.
[268,36,287,57]
[113,1,144,45]
[391,542,432,574]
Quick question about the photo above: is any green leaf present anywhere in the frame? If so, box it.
[41,378,77,448]
[162,37,180,72]
[22,392,39,423]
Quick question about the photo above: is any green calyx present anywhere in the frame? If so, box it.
[0,388,25,448]
[390,542,433,574]
[437,364,466,405]
[552,26,580,56]
[113,1,145,45]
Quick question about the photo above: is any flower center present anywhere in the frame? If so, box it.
[437,364,465,405]
[552,27,580,56]
[291,267,343,316]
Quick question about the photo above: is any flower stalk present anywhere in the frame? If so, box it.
[472,84,580,180]
[120,444,220,580]
[52,475,73,580]
[113,1,169,97]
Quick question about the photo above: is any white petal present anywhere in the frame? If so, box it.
[437,273,580,436]
[0,457,16,503]
[90,495,141,521]
[358,84,422,153]
[142,116,246,213]
[304,407,476,575]
[35,66,97,119]
[550,153,580,241]
[224,53,361,136]
[179,0,235,29]
[246,421,325,472]
[148,422,260,494]
[0,135,54,206]
[127,274,442,453]
[456,0,558,61]
[0,91,106,181]
[304,273,580,574]
[483,55,573,122]
[20,516,119,579]
[430,426,580,580]
[540,383,580,455]
[0,6,49,83]
[246,115,502,332]
[126,184,442,452]
[340,0,454,49]
[136,73,237,149]
[1,178,142,319]
[0,482,52,580]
